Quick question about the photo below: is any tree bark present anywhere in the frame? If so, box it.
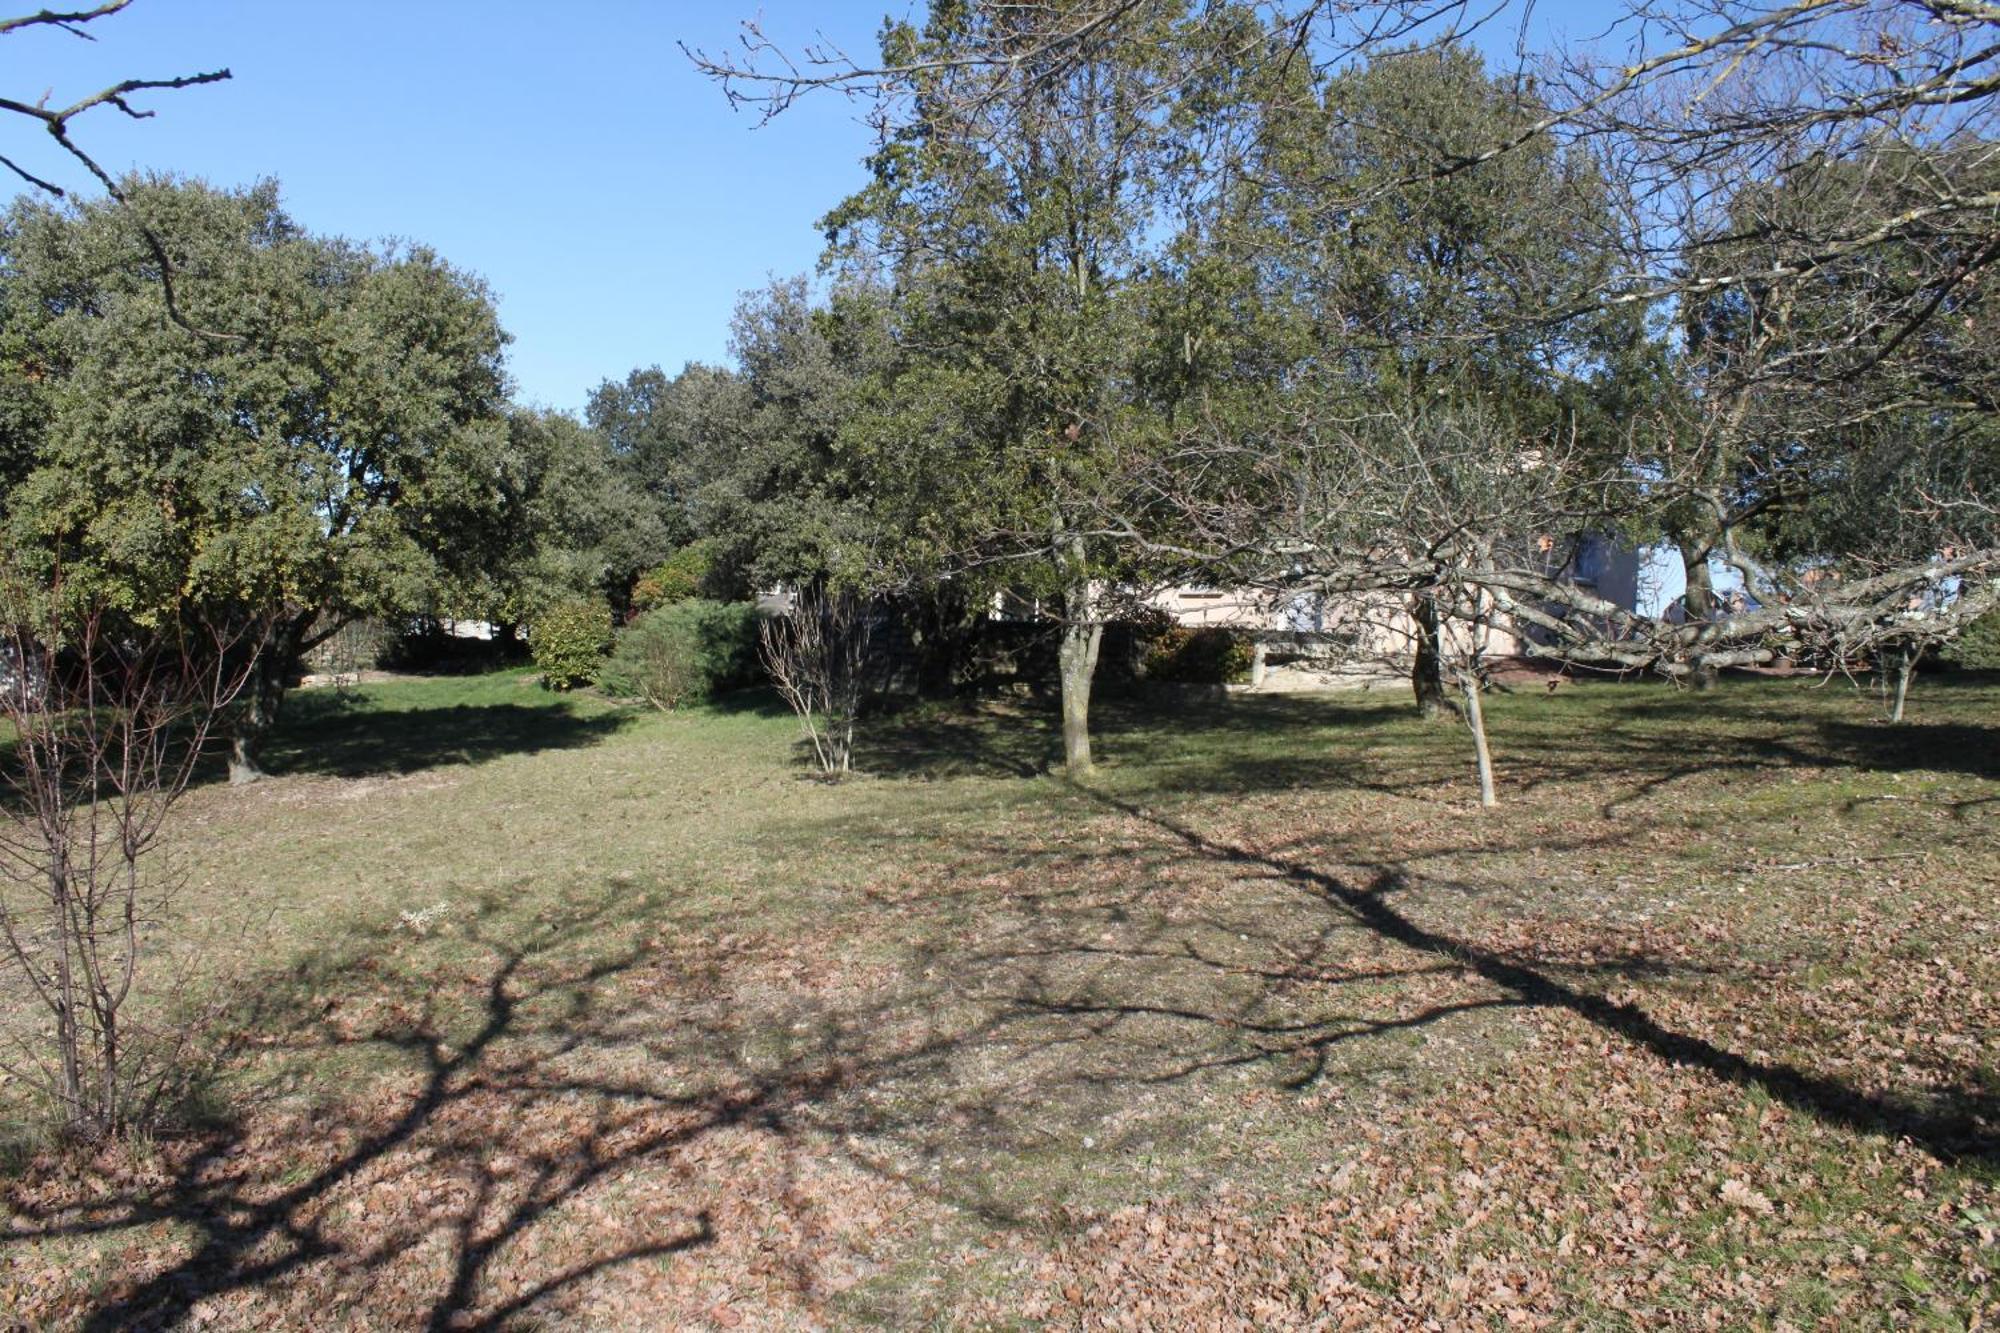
[50,848,82,1129]
[1681,545,1720,691]
[1459,668,1497,808]
[229,620,303,785]
[1411,591,1453,720]
[1058,575,1102,776]
[1890,646,1915,723]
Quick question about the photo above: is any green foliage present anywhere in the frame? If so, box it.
[531,598,612,690]
[453,409,670,629]
[630,544,713,613]
[0,177,509,632]
[599,600,758,710]
[1141,622,1255,685]
[820,5,1217,612]
[588,280,891,597]
[1946,609,2000,669]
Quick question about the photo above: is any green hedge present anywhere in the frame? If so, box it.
[531,598,612,690]
[1142,623,1255,684]
[600,600,759,710]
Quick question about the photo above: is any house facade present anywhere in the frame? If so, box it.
[1143,536,1658,690]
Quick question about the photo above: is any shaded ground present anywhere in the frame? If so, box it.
[264,674,641,778]
[1,668,1996,1328]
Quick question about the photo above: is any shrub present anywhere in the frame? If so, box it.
[630,545,713,615]
[531,598,612,690]
[600,599,758,710]
[761,588,874,774]
[1946,609,2000,669]
[1142,623,1255,684]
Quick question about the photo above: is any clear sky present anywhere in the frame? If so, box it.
[9,1,894,413]
[10,0,1615,415]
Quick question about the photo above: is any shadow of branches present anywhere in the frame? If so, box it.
[4,677,1993,1325]
[0,848,1581,1326]
[1063,784,1999,1168]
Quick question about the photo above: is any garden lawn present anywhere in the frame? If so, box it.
[1,667,1995,1329]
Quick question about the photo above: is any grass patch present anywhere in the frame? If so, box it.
[1,669,1994,1328]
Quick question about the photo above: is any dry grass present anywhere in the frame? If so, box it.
[1,667,1995,1329]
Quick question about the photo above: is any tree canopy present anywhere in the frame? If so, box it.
[0,176,514,777]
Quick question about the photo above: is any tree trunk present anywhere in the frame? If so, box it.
[97,998,119,1137]
[1411,592,1452,720]
[227,682,275,785]
[1459,669,1497,808]
[229,622,301,785]
[49,850,83,1131]
[1681,546,1719,691]
[1058,576,1102,776]
[1890,646,1915,723]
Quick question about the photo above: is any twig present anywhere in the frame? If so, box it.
[1741,851,1932,873]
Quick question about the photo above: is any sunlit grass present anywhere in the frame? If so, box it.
[1,666,1993,1327]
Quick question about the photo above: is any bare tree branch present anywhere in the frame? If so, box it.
[2,1,234,338]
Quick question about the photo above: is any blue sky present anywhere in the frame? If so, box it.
[11,0,1616,415]
[10,1,893,412]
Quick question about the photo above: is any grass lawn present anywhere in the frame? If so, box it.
[1,667,1995,1329]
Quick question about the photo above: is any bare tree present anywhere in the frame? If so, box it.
[682,1,1491,128]
[760,587,874,776]
[1223,401,1645,805]
[0,583,259,1139]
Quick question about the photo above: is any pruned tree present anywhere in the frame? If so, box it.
[1157,390,1647,804]
[760,586,874,775]
[0,576,261,1139]
[1475,3,2000,683]
[1235,39,1648,717]
[1651,134,2000,704]
[1113,35,1657,752]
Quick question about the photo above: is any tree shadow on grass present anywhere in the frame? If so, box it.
[1561,716,2000,816]
[1062,783,1999,1170]
[8,692,1995,1326]
[1588,678,2000,779]
[0,849,1580,1327]
[257,690,639,780]
[852,690,1408,784]
[694,684,797,720]
[1815,720,2000,781]
[853,698,1056,778]
[0,889,863,1330]
[849,677,1993,806]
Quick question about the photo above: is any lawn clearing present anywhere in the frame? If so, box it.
[1,668,1995,1329]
